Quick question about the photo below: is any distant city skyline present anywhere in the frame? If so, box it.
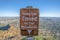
[0,0,60,17]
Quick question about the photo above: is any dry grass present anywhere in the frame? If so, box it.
[0,25,21,40]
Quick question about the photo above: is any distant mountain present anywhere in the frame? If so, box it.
[40,17,60,31]
[40,17,60,40]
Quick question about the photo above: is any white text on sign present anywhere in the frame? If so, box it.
[22,13,37,21]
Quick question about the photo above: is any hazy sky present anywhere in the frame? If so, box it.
[0,0,60,17]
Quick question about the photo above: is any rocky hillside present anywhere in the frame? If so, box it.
[0,24,21,40]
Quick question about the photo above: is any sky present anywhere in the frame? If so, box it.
[0,0,60,17]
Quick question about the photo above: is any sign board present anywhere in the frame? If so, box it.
[20,7,39,36]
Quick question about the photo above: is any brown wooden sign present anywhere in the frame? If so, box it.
[20,7,39,36]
